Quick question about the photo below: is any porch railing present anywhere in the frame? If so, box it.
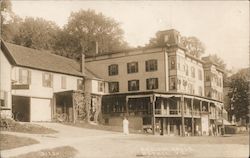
[155,109,202,116]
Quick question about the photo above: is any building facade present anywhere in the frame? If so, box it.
[0,41,105,122]
[86,29,225,136]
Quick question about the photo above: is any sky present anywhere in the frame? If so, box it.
[11,0,249,70]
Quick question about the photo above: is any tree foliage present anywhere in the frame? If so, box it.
[146,31,205,58]
[180,36,205,58]
[13,17,60,50]
[227,68,249,124]
[1,0,21,42]
[54,9,128,60]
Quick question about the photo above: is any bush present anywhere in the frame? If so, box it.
[224,125,248,134]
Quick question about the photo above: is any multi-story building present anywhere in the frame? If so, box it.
[86,29,225,136]
[0,40,106,122]
[0,29,226,136]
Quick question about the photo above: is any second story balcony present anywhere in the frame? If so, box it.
[155,108,201,117]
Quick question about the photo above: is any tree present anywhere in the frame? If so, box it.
[146,30,205,58]
[13,17,60,50]
[227,68,249,125]
[206,54,226,70]
[1,0,21,42]
[180,36,205,58]
[54,9,128,59]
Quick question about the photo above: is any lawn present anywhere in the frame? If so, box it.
[0,134,39,150]
[10,146,78,158]
[64,122,143,134]
[129,133,249,145]
[1,119,57,134]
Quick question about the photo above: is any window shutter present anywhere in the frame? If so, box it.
[146,61,148,71]
[50,74,53,88]
[19,69,22,83]
[4,91,8,107]
[156,78,158,89]
[28,70,31,84]
[42,73,45,87]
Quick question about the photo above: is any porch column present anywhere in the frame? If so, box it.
[215,106,218,135]
[160,99,164,115]
[166,100,170,115]
[72,93,76,124]
[125,97,129,116]
[162,118,166,135]
[181,95,185,136]
[152,95,156,135]
[191,98,194,136]
[167,118,170,135]
[208,102,211,135]
[52,95,56,119]
[200,101,203,136]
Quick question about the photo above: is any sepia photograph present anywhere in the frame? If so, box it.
[0,0,249,158]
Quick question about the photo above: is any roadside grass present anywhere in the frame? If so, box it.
[10,146,78,158]
[0,134,39,150]
[64,121,143,134]
[129,133,249,145]
[1,119,57,134]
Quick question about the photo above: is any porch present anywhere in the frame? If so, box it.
[101,91,224,136]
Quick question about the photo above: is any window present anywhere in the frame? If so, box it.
[0,91,7,107]
[19,69,31,84]
[128,80,139,91]
[199,86,203,96]
[188,83,194,94]
[146,60,157,72]
[177,78,182,90]
[98,81,104,92]
[198,69,202,80]
[170,57,176,70]
[108,64,118,76]
[127,62,138,73]
[61,76,66,89]
[205,73,210,81]
[164,35,169,42]
[170,77,176,90]
[146,78,158,90]
[42,73,53,87]
[109,82,119,93]
[77,79,84,90]
[185,65,189,76]
[191,67,195,78]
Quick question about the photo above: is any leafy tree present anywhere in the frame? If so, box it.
[54,9,128,59]
[206,54,226,70]
[13,17,60,50]
[146,30,205,58]
[180,36,205,58]
[227,68,249,125]
[1,0,21,42]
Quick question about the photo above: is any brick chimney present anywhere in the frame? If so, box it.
[80,53,85,74]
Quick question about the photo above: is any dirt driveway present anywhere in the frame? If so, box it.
[1,123,249,158]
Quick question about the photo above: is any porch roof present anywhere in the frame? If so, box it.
[102,91,223,104]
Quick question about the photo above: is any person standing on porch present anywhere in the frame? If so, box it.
[123,117,129,135]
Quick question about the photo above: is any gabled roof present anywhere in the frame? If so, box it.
[1,40,101,80]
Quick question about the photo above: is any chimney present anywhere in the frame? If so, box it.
[80,53,85,74]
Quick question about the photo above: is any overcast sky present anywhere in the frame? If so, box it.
[12,1,249,70]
